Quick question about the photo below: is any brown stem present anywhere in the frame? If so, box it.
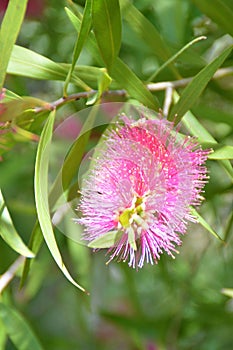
[33,67,233,113]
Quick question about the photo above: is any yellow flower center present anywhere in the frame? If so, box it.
[119,196,144,228]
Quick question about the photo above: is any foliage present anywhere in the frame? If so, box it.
[0,0,233,349]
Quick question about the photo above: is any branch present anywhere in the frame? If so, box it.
[34,67,233,113]
[0,256,25,293]
[147,67,233,90]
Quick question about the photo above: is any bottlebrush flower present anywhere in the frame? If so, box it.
[76,114,210,268]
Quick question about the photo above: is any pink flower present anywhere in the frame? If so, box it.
[77,115,210,268]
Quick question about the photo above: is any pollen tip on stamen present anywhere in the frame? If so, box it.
[106,257,113,265]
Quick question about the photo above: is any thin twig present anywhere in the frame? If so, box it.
[33,67,233,113]
[34,90,96,113]
[147,35,207,82]
[0,256,25,293]
[163,84,173,117]
[147,67,233,90]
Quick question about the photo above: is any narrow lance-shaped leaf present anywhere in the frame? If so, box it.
[8,45,90,90]
[0,318,7,350]
[111,58,160,110]
[0,0,28,90]
[148,36,206,82]
[61,107,98,191]
[88,231,123,248]
[86,68,112,105]
[190,207,224,241]
[174,89,233,190]
[223,210,233,243]
[177,93,233,182]
[34,110,87,293]
[22,107,100,286]
[182,110,217,144]
[208,145,233,160]
[65,7,159,110]
[0,190,34,258]
[63,0,92,95]
[92,0,122,70]
[0,96,49,122]
[8,45,68,80]
[192,104,233,128]
[120,0,180,79]
[8,44,111,90]
[48,107,99,209]
[220,160,233,182]
[0,303,44,350]
[65,6,103,66]
[20,222,43,288]
[169,45,233,124]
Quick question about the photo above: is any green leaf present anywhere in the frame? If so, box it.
[8,45,67,80]
[73,65,112,89]
[148,36,206,82]
[180,107,233,181]
[34,110,87,292]
[223,210,233,242]
[68,238,90,289]
[192,0,233,37]
[65,7,86,37]
[88,230,123,248]
[20,223,43,288]
[120,0,180,79]
[0,303,44,350]
[8,45,108,90]
[182,110,216,143]
[22,107,100,286]
[4,89,20,101]
[0,318,7,349]
[92,0,122,70]
[111,58,159,110]
[86,68,112,105]
[97,69,112,97]
[220,160,233,180]
[8,46,114,93]
[192,104,233,128]
[63,0,92,95]
[8,46,90,90]
[208,145,233,160]
[0,191,34,258]
[0,0,28,90]
[169,45,233,124]
[65,8,160,110]
[65,7,106,69]
[49,106,99,209]
[61,108,98,191]
[0,96,48,122]
[190,207,224,241]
